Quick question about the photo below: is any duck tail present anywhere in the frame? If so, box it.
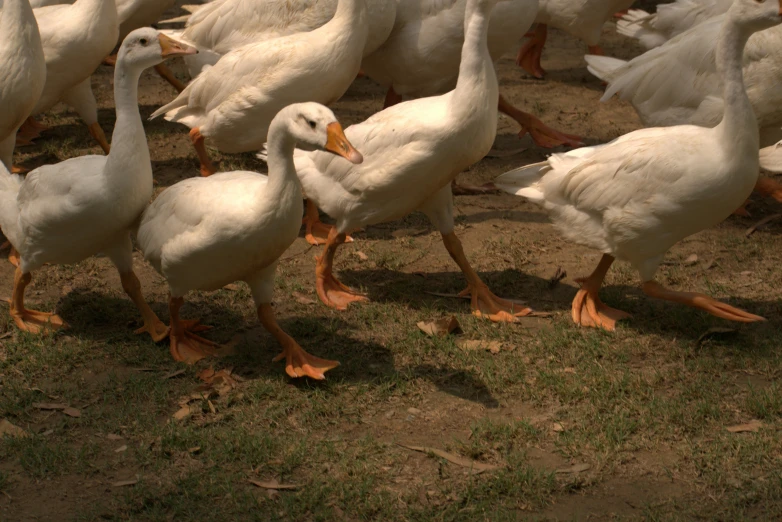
[493,161,550,202]
[760,141,782,173]
[584,55,626,85]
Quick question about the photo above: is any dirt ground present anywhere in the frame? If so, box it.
[2,8,782,522]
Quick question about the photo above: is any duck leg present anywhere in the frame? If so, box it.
[6,267,67,333]
[498,94,583,149]
[641,281,765,323]
[572,254,631,331]
[16,117,47,143]
[587,45,604,56]
[258,304,339,380]
[168,295,220,364]
[315,227,368,310]
[119,271,169,342]
[441,231,532,322]
[154,64,187,93]
[516,24,547,79]
[384,86,403,108]
[302,199,353,246]
[88,123,111,155]
[190,127,217,177]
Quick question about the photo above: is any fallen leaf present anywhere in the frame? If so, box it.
[354,251,369,261]
[62,407,81,418]
[0,331,12,339]
[107,434,123,441]
[114,445,128,453]
[32,403,67,411]
[207,400,216,414]
[398,444,500,474]
[458,340,503,354]
[162,369,186,380]
[727,420,763,433]
[112,479,138,488]
[417,316,461,337]
[172,405,191,421]
[697,327,737,346]
[188,446,201,454]
[556,463,591,474]
[291,291,316,305]
[682,254,699,266]
[552,422,565,433]
[223,283,241,291]
[425,291,469,299]
[0,419,28,438]
[248,479,299,490]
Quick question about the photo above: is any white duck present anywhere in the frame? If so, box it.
[0,0,46,171]
[162,0,395,81]
[285,0,531,322]
[495,0,776,331]
[586,18,782,206]
[151,0,367,178]
[617,0,733,50]
[136,103,361,377]
[360,0,581,152]
[0,29,195,335]
[18,0,118,153]
[517,0,635,78]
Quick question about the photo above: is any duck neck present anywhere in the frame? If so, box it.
[452,0,498,109]
[2,0,37,41]
[715,16,758,150]
[106,59,150,175]
[329,0,365,24]
[264,118,303,204]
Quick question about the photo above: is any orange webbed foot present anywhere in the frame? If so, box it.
[316,265,368,311]
[7,304,67,333]
[169,328,221,364]
[518,113,583,149]
[458,284,532,323]
[571,280,631,331]
[134,318,170,343]
[273,341,339,380]
[516,25,547,79]
[303,215,353,246]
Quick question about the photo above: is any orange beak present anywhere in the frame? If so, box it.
[158,34,198,58]
[325,122,363,164]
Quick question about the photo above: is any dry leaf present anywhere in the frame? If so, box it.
[552,422,565,433]
[114,445,128,453]
[746,213,782,237]
[207,400,216,414]
[458,340,503,354]
[32,403,67,411]
[172,405,191,421]
[62,407,81,418]
[291,291,316,305]
[112,479,138,488]
[417,316,461,337]
[556,463,591,474]
[548,267,567,289]
[248,479,299,490]
[682,254,699,266]
[697,327,737,346]
[107,434,123,441]
[188,446,201,454]
[727,420,763,433]
[355,251,369,261]
[223,284,241,291]
[398,444,500,474]
[0,418,28,438]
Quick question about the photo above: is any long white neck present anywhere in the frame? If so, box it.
[452,0,498,110]
[2,0,39,45]
[715,15,758,151]
[105,57,150,178]
[264,116,304,203]
[327,0,365,26]
[71,0,117,32]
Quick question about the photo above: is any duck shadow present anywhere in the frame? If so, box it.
[336,267,573,315]
[55,289,500,407]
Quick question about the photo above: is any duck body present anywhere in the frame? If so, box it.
[617,0,734,50]
[172,0,393,78]
[587,18,782,135]
[116,0,177,43]
[138,170,300,296]
[362,0,535,98]
[0,0,46,168]
[152,0,368,175]
[534,0,633,46]
[31,0,118,117]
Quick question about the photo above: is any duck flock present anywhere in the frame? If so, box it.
[1,0,781,380]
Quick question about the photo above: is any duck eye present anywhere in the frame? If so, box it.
[307,120,316,129]
[140,38,148,45]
